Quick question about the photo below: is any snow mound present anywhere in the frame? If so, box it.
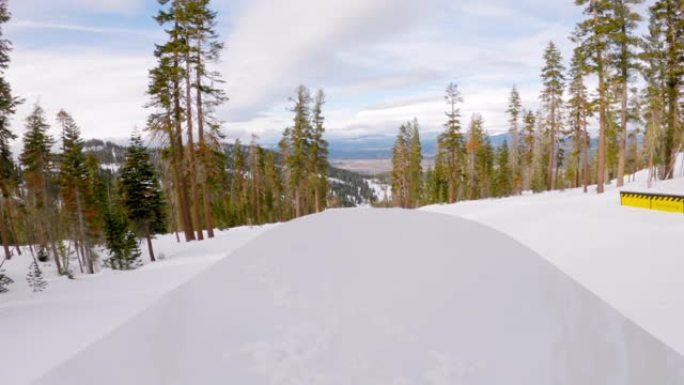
[36,209,684,384]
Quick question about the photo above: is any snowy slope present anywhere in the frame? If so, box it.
[423,160,684,357]
[34,210,684,384]
[0,225,273,385]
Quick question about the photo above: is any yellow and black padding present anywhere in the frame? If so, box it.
[620,191,684,214]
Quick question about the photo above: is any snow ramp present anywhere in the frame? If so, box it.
[36,209,684,384]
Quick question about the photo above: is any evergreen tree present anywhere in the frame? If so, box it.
[391,123,410,208]
[574,0,613,193]
[641,11,667,186]
[26,259,47,293]
[608,0,643,187]
[649,0,683,179]
[0,257,11,293]
[58,110,96,274]
[521,110,537,191]
[0,0,20,261]
[120,134,166,262]
[149,0,195,242]
[285,85,312,217]
[540,41,566,191]
[506,86,523,194]
[465,114,486,199]
[104,203,142,271]
[21,105,62,273]
[437,82,465,203]
[494,141,512,197]
[309,90,329,213]
[407,119,423,207]
[567,48,592,191]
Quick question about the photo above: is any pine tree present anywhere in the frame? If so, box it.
[58,110,95,274]
[540,41,566,191]
[506,86,523,194]
[187,0,227,238]
[465,114,486,200]
[574,0,613,193]
[521,110,537,191]
[0,257,12,293]
[407,119,423,207]
[120,134,166,262]
[309,90,329,213]
[230,139,248,225]
[607,0,644,187]
[149,0,195,242]
[391,123,410,208]
[641,11,667,186]
[567,48,593,191]
[104,202,142,271]
[21,105,62,273]
[26,259,47,293]
[494,141,512,197]
[285,86,313,217]
[649,0,683,179]
[437,82,465,203]
[248,136,263,223]
[0,0,20,261]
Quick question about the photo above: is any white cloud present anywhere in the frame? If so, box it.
[4,0,593,144]
[9,0,145,16]
[8,48,152,140]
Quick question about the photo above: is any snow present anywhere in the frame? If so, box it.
[366,178,391,202]
[29,210,684,384]
[2,157,684,383]
[0,225,273,385]
[422,156,684,358]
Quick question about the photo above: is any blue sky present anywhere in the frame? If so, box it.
[5,0,591,142]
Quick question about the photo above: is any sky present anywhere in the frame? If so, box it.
[4,0,591,143]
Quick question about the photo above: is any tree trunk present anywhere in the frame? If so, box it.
[185,52,204,241]
[195,35,215,239]
[547,105,556,191]
[172,42,195,242]
[75,190,94,274]
[617,82,628,187]
[0,202,11,260]
[146,225,156,263]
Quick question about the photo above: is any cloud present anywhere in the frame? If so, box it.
[4,0,594,144]
[8,48,153,140]
[9,0,146,16]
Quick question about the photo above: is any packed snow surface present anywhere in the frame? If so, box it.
[423,164,684,358]
[34,210,684,384]
[0,225,273,385]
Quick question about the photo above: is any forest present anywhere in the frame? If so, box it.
[390,0,683,208]
[0,0,682,293]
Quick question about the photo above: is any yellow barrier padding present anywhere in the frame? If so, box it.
[621,194,651,210]
[621,192,684,214]
[651,196,684,213]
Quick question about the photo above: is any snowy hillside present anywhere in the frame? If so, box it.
[1,161,683,384]
[33,210,684,384]
[423,157,684,357]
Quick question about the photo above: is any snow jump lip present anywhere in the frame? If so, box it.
[35,209,684,384]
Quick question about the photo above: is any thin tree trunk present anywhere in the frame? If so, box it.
[617,82,628,187]
[146,225,155,263]
[185,52,204,241]
[195,35,215,239]
[75,190,93,274]
[594,5,606,194]
[172,45,195,242]
[547,102,556,191]
[5,199,21,256]
[0,201,11,259]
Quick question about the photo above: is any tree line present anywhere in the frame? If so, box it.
[0,0,331,292]
[391,0,683,208]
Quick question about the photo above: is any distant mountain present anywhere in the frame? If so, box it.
[327,132,511,160]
